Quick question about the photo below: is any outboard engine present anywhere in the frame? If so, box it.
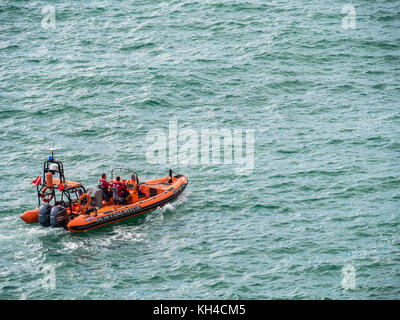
[50,205,68,228]
[38,204,53,227]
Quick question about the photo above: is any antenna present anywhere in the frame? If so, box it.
[49,145,55,161]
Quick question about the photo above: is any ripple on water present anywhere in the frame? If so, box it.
[0,0,399,299]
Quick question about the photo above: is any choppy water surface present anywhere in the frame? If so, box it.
[0,1,399,299]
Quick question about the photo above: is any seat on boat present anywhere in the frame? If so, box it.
[86,187,103,208]
[97,183,112,201]
[111,187,125,204]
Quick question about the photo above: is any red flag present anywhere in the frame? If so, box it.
[58,182,65,191]
[32,176,41,186]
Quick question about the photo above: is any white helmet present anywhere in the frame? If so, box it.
[49,163,58,172]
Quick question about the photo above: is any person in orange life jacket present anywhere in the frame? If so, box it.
[113,176,130,201]
[128,173,139,194]
[99,173,113,199]
[129,174,137,183]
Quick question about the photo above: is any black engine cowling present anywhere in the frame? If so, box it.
[50,205,68,228]
[38,204,52,227]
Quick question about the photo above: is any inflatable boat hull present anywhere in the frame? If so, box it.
[67,175,187,232]
[21,174,187,232]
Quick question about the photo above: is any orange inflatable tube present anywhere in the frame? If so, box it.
[21,208,39,223]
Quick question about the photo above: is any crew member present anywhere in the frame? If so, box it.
[99,173,112,200]
[113,176,130,202]
[129,174,137,183]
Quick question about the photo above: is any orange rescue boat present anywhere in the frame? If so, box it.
[21,150,188,232]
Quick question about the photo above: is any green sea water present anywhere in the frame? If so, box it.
[0,0,399,299]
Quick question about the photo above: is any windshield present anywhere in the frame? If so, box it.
[111,168,138,181]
